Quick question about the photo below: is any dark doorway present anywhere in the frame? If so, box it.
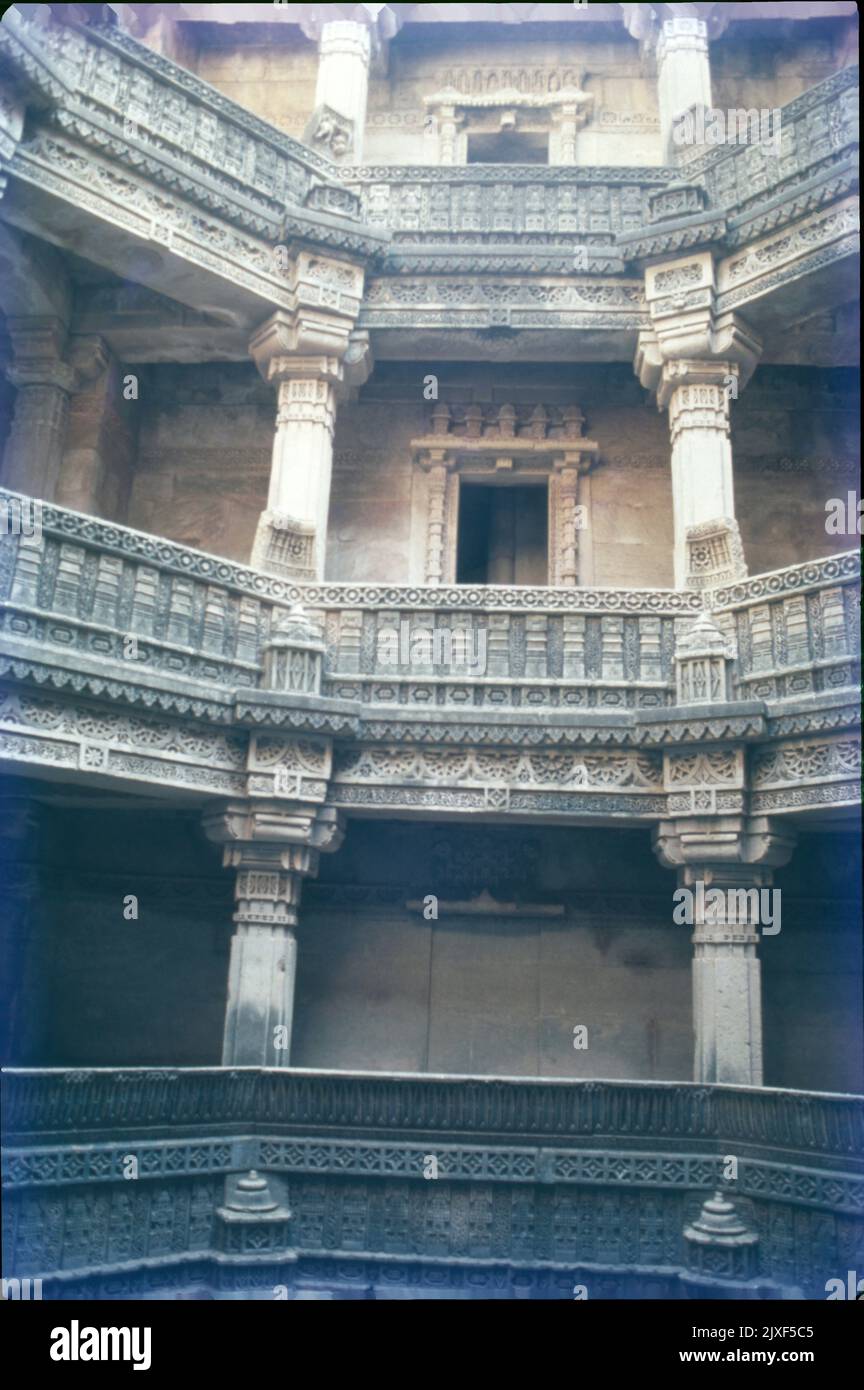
[456,483,548,585]
[466,131,549,164]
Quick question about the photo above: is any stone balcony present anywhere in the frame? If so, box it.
[2,1066,862,1299]
[0,7,856,352]
[0,490,859,719]
[0,489,859,820]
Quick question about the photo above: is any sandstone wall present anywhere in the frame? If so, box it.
[123,362,858,585]
[13,800,861,1094]
[183,16,854,168]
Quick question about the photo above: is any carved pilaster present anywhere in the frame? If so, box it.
[249,273,369,581]
[3,318,76,500]
[204,802,344,1067]
[653,816,797,1086]
[635,274,761,588]
[418,450,457,586]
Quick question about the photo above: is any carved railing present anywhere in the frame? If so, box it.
[341,164,672,272]
[318,589,695,710]
[679,67,858,235]
[0,496,289,710]
[0,493,859,716]
[2,1069,862,1298]
[4,1068,863,1161]
[713,553,861,701]
[0,5,334,233]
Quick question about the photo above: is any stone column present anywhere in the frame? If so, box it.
[664,360,737,588]
[204,803,343,1067]
[620,3,730,160]
[654,817,797,1086]
[248,262,370,580]
[3,317,76,499]
[635,256,761,588]
[314,21,371,161]
[255,355,341,582]
[655,18,713,157]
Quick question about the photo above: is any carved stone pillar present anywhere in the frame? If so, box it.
[256,357,340,582]
[635,257,761,588]
[300,5,401,162]
[653,816,797,1085]
[656,19,713,157]
[316,22,371,161]
[3,318,76,499]
[620,3,730,159]
[204,802,344,1067]
[249,266,370,580]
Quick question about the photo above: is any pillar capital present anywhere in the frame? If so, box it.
[652,815,798,873]
[620,4,731,48]
[203,800,344,860]
[4,316,76,394]
[637,253,763,393]
[299,7,402,44]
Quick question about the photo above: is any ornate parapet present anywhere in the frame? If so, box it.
[0,493,858,819]
[0,5,385,328]
[2,1067,861,1299]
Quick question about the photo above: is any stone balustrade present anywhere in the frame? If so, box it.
[680,67,858,229]
[713,553,861,701]
[0,492,859,719]
[341,164,673,272]
[2,1067,862,1299]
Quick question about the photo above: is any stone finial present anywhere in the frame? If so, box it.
[216,1170,294,1259]
[674,608,736,703]
[683,1190,760,1283]
[262,605,325,695]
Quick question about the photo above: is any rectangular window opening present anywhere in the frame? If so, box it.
[456,482,549,586]
[466,131,549,165]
